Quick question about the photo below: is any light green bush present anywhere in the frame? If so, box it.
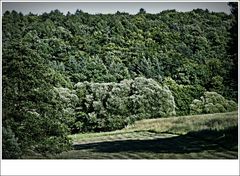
[189,99,204,115]
[52,87,78,126]
[214,103,226,113]
[225,100,238,112]
[190,91,237,115]
[73,77,176,132]
[131,77,176,118]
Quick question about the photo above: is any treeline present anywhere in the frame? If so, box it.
[2,4,238,158]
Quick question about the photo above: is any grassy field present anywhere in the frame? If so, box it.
[54,112,238,159]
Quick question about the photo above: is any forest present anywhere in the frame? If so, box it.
[2,3,238,158]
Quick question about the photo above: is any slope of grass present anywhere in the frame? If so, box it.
[55,112,238,159]
[71,111,238,143]
[126,111,238,134]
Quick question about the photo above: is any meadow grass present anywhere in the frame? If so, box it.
[55,111,238,159]
[127,111,238,134]
[71,111,238,143]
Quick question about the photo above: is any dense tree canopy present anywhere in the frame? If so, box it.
[2,5,238,158]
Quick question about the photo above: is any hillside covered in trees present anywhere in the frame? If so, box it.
[2,4,238,158]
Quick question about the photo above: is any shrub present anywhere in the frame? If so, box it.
[225,100,238,112]
[130,77,176,118]
[189,99,204,115]
[73,77,176,132]
[3,85,74,158]
[52,87,78,126]
[190,91,238,115]
[34,136,72,157]
[164,77,205,116]
[2,126,22,159]
[16,105,72,157]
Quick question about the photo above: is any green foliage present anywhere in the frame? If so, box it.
[130,77,176,118]
[189,99,204,115]
[2,24,72,158]
[225,2,238,101]
[34,136,72,156]
[2,7,237,158]
[73,77,175,132]
[190,92,237,115]
[3,8,236,97]
[164,77,205,116]
[2,126,22,159]
[210,76,224,94]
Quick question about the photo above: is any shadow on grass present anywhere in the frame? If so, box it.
[73,126,238,155]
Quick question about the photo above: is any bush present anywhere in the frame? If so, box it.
[73,77,176,132]
[225,100,238,112]
[130,77,176,118]
[190,91,238,115]
[164,77,205,116]
[14,104,73,157]
[189,99,204,115]
[3,88,74,158]
[2,126,22,159]
[52,87,79,126]
[34,136,72,157]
